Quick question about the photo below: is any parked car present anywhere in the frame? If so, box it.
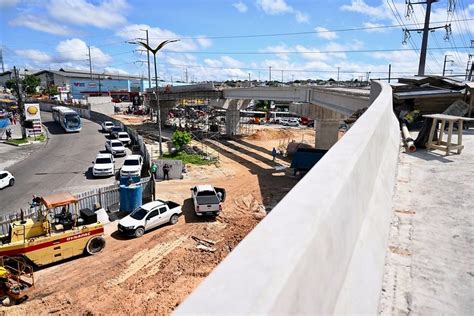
[110,126,122,138]
[287,118,300,127]
[120,155,143,177]
[92,153,115,177]
[0,171,14,189]
[307,120,315,128]
[101,121,115,132]
[117,132,131,146]
[105,139,126,156]
[191,185,226,217]
[118,200,182,238]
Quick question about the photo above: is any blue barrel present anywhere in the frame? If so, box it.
[119,182,143,213]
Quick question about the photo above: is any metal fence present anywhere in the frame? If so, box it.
[0,176,153,235]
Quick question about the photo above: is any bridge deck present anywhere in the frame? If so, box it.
[379,130,474,314]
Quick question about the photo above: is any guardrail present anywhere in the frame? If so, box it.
[175,81,400,315]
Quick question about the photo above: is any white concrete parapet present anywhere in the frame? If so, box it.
[174,81,399,315]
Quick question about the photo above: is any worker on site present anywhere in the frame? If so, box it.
[151,161,158,179]
[163,163,171,181]
[272,147,277,161]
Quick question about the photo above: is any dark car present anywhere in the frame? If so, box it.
[110,126,122,138]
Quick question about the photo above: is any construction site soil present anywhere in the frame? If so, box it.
[2,126,315,315]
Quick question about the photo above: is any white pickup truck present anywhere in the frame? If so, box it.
[191,185,226,217]
[117,200,182,238]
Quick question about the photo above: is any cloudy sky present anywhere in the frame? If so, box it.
[1,0,473,81]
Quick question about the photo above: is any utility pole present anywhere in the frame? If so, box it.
[337,67,340,85]
[388,64,392,83]
[442,54,454,76]
[269,66,272,82]
[13,66,26,138]
[185,68,188,83]
[403,0,446,76]
[0,49,4,73]
[88,46,93,79]
[143,30,151,90]
[466,54,473,80]
[258,71,261,82]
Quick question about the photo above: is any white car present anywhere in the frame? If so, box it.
[101,121,114,132]
[0,171,15,189]
[92,153,115,177]
[118,200,182,238]
[191,185,226,217]
[117,132,131,146]
[120,155,143,178]
[287,118,300,127]
[105,139,126,156]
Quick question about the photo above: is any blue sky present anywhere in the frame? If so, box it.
[1,0,473,81]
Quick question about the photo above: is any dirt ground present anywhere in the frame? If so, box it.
[2,126,314,315]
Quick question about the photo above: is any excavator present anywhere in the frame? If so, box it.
[0,192,106,267]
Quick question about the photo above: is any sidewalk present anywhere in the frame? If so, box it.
[379,130,474,314]
[0,124,44,170]
[0,122,23,142]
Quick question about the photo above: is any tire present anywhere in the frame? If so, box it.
[134,227,145,238]
[85,236,106,255]
[169,214,179,225]
[9,178,14,187]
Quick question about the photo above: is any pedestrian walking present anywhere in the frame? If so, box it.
[272,147,277,161]
[163,163,170,180]
[5,128,12,140]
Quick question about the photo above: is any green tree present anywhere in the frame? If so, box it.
[5,79,16,91]
[22,75,41,95]
[45,85,59,97]
[172,130,192,151]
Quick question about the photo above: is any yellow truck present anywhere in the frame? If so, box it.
[0,192,106,267]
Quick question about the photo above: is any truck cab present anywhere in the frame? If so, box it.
[191,185,226,217]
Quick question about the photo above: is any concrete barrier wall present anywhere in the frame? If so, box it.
[174,81,399,315]
[39,102,90,119]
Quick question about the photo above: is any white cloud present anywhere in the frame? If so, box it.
[56,38,111,65]
[47,0,128,28]
[233,1,248,13]
[196,36,212,49]
[294,11,309,23]
[15,49,52,63]
[0,0,19,7]
[9,14,72,36]
[315,27,338,40]
[117,24,212,52]
[104,67,129,75]
[257,0,292,14]
[256,0,309,23]
[340,0,391,20]
[221,56,244,68]
[362,22,389,33]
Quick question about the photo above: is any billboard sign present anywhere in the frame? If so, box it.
[24,103,41,120]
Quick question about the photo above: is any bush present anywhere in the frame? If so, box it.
[172,130,191,151]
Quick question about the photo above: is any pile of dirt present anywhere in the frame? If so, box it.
[244,128,295,141]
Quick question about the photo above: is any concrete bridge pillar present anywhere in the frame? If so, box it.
[315,119,341,150]
[225,101,240,136]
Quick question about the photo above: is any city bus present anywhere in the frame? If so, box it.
[240,110,267,124]
[52,106,82,132]
[268,111,299,124]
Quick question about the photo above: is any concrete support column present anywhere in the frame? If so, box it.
[315,119,342,150]
[159,100,175,127]
[225,101,240,137]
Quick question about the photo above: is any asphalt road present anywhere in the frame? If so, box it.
[0,112,129,215]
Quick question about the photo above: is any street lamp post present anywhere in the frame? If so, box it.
[129,39,179,158]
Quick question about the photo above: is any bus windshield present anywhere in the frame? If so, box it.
[65,114,80,128]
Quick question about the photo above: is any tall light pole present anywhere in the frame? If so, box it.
[129,39,179,158]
